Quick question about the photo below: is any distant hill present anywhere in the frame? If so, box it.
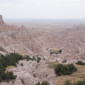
[0,15,85,60]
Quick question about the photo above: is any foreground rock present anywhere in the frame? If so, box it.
[0,59,56,85]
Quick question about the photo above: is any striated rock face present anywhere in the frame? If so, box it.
[0,15,85,59]
[0,60,56,85]
[0,15,33,55]
[1,15,85,85]
[0,15,4,25]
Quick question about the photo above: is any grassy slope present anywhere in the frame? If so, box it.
[47,61,85,85]
[55,65,85,85]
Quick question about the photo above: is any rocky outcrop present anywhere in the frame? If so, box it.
[0,15,85,58]
[0,60,56,85]
[1,15,85,85]
[0,15,33,55]
[0,15,4,25]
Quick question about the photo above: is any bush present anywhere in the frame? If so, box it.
[25,55,36,61]
[0,53,41,82]
[5,71,16,80]
[35,81,50,85]
[24,55,41,63]
[50,49,62,55]
[65,80,72,85]
[20,63,23,66]
[37,57,41,63]
[41,81,50,85]
[54,64,77,76]
[58,49,62,53]
[76,61,85,65]
[65,80,85,85]
[0,70,16,82]
[24,55,30,61]
[73,80,85,85]
[32,56,36,61]
[35,81,41,85]
[33,74,36,78]
[62,60,67,63]
[0,53,23,82]
[67,64,77,73]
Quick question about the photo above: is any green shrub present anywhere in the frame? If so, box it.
[20,63,23,66]
[76,61,85,65]
[35,81,41,85]
[5,71,16,80]
[37,57,41,63]
[0,53,41,82]
[32,56,36,61]
[65,80,72,85]
[62,60,67,63]
[0,70,16,82]
[24,55,30,61]
[33,74,36,78]
[54,64,77,76]
[35,81,50,85]
[73,80,85,85]
[41,81,50,85]
[58,49,62,53]
[50,49,62,55]
[25,55,36,61]
[0,53,23,82]
[65,80,85,85]
[67,64,77,73]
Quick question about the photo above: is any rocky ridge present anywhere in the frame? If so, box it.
[0,15,85,85]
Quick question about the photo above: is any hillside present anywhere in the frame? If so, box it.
[0,15,85,85]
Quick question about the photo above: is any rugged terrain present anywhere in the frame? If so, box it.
[0,15,85,85]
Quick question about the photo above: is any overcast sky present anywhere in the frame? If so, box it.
[0,0,85,19]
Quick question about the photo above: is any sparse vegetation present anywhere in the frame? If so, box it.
[35,81,50,85]
[37,57,41,63]
[24,55,33,61]
[0,52,41,82]
[24,55,41,63]
[20,63,23,66]
[47,61,58,68]
[64,80,72,85]
[64,80,85,85]
[54,64,77,76]
[58,49,62,53]
[76,61,85,65]
[0,53,23,82]
[50,49,62,55]
[41,81,50,85]
[0,53,23,68]
[35,81,41,85]
[73,80,85,85]
[62,60,67,63]
[0,70,16,82]
[32,56,36,61]
[0,47,7,53]
[33,74,36,78]
[55,64,85,85]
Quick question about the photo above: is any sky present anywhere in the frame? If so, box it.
[0,0,85,19]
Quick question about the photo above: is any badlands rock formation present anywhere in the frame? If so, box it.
[0,15,4,25]
[0,15,85,85]
[0,15,85,60]
[0,15,33,55]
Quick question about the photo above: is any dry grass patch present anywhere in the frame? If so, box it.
[71,65,85,79]
[47,61,59,68]
[55,65,85,85]
[6,65,16,70]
